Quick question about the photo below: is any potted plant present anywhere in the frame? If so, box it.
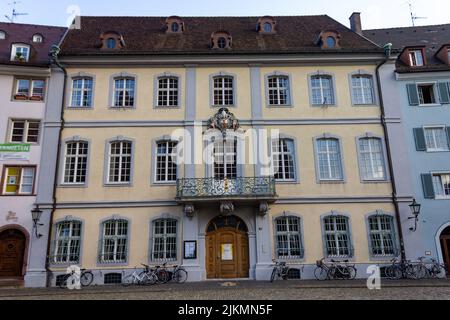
[14,52,25,62]
[30,95,43,101]
[14,93,29,100]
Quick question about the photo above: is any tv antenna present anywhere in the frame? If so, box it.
[408,2,427,26]
[5,1,28,23]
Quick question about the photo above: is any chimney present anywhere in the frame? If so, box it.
[350,12,362,35]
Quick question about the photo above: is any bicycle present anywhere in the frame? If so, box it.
[270,260,290,282]
[384,258,417,280]
[59,268,94,289]
[314,259,357,281]
[416,257,447,279]
[122,265,157,286]
[162,263,189,283]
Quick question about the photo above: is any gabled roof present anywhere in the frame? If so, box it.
[363,23,450,72]
[60,15,382,56]
[0,22,66,67]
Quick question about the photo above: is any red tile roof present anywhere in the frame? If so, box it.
[0,22,66,67]
[60,15,382,56]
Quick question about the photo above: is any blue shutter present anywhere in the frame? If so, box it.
[421,174,435,199]
[447,127,450,149]
[438,82,450,104]
[407,84,419,106]
[413,128,427,151]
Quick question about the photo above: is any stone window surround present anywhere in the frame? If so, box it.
[153,72,182,109]
[6,118,42,145]
[97,215,131,267]
[267,133,300,184]
[313,133,346,184]
[66,72,96,109]
[148,214,181,263]
[151,135,181,186]
[348,70,379,106]
[209,71,237,108]
[103,136,135,187]
[264,71,293,108]
[320,211,354,260]
[108,72,138,109]
[364,210,400,261]
[355,133,390,183]
[58,136,92,188]
[272,212,305,262]
[210,31,232,50]
[308,71,338,107]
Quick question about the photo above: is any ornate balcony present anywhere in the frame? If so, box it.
[176,177,277,203]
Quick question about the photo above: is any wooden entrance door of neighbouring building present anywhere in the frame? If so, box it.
[206,215,249,279]
[0,229,26,277]
[440,227,450,276]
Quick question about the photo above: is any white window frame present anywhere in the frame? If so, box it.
[323,215,352,258]
[351,75,375,105]
[52,220,82,264]
[99,219,129,264]
[2,166,36,195]
[432,172,450,199]
[417,82,439,106]
[275,216,304,259]
[315,138,344,181]
[271,138,296,182]
[212,76,234,106]
[113,77,135,108]
[70,77,93,108]
[368,215,397,257]
[32,34,43,43]
[155,140,178,183]
[157,77,179,107]
[311,75,335,105]
[409,50,424,66]
[62,141,89,185]
[423,126,449,152]
[107,140,132,184]
[213,138,238,180]
[9,119,40,144]
[358,137,387,181]
[152,219,178,262]
[267,75,290,106]
[11,44,30,61]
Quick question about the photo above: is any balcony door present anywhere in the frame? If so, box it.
[214,138,237,180]
[206,215,249,279]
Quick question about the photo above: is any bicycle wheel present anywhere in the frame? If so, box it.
[122,274,137,287]
[414,265,428,280]
[270,269,277,283]
[347,266,357,280]
[157,270,169,284]
[141,272,157,285]
[58,275,70,289]
[314,267,328,281]
[387,266,402,280]
[80,271,94,287]
[405,265,418,280]
[175,269,188,284]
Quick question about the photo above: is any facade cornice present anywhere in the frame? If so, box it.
[0,64,51,77]
[395,71,450,80]
[58,53,385,67]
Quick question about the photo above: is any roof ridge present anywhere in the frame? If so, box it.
[364,22,450,32]
[0,21,66,29]
[79,14,328,19]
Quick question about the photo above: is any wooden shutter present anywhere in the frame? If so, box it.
[421,173,435,199]
[438,82,450,104]
[413,128,427,151]
[407,84,419,106]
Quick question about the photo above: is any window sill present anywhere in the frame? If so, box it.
[211,105,236,108]
[426,149,450,153]
[97,262,129,267]
[104,183,133,188]
[317,180,345,184]
[12,99,45,103]
[275,180,299,185]
[152,181,177,186]
[1,194,36,197]
[361,179,390,184]
[154,105,181,109]
[418,104,442,107]
[266,104,293,108]
[59,183,87,188]
[434,196,450,200]
[108,106,136,109]
[311,104,337,108]
[66,106,94,109]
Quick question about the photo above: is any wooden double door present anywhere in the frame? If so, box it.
[0,229,26,277]
[206,216,249,279]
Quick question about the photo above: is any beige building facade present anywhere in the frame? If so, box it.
[46,16,399,284]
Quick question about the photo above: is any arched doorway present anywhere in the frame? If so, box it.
[0,228,26,277]
[206,215,249,279]
[440,226,450,276]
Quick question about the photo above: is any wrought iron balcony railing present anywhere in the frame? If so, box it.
[176,177,277,201]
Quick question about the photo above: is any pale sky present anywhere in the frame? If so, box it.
[1,0,449,30]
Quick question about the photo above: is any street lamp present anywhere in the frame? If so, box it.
[31,206,43,238]
[408,199,421,232]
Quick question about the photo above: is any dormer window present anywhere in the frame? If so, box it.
[211,31,232,50]
[100,32,124,50]
[0,31,6,40]
[317,31,341,49]
[32,34,43,43]
[165,16,185,34]
[257,16,276,34]
[11,44,30,62]
[409,49,424,66]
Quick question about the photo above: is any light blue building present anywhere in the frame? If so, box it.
[360,19,450,275]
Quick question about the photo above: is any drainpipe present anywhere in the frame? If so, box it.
[44,45,67,285]
[375,43,407,262]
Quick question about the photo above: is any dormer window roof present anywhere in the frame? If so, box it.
[399,46,426,67]
[211,31,232,50]
[166,16,185,34]
[435,44,450,66]
[257,16,276,34]
[32,34,43,43]
[100,31,125,50]
[317,30,341,49]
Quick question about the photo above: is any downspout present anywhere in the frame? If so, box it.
[375,43,407,262]
[44,44,67,285]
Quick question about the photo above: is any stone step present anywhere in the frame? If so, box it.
[0,278,24,288]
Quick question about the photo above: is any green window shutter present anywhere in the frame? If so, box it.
[413,128,427,151]
[421,173,435,199]
[447,127,450,149]
[407,84,419,106]
[438,82,450,104]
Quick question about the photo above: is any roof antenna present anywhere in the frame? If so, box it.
[408,1,427,26]
[5,1,28,23]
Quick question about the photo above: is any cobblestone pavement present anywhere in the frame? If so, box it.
[1,279,450,300]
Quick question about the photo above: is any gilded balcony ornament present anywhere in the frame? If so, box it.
[220,202,235,216]
[258,202,270,216]
[207,108,240,137]
[184,204,195,218]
